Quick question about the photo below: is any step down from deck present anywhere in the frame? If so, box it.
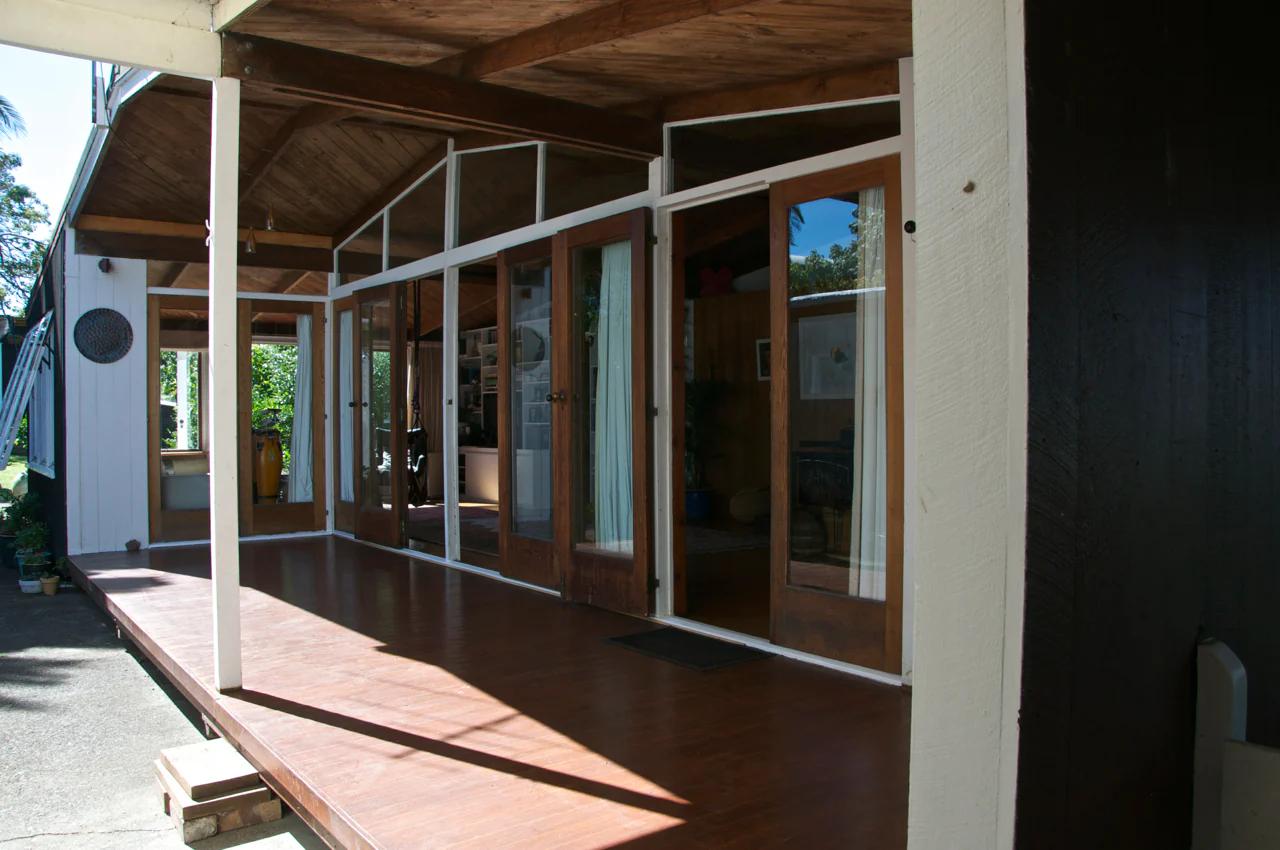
[155,739,282,843]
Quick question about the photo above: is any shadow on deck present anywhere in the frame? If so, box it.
[71,536,909,849]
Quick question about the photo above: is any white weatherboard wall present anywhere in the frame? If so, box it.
[906,0,1028,848]
[63,233,149,554]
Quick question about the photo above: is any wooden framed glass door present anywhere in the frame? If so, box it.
[353,285,406,547]
[237,299,327,536]
[497,239,557,588]
[768,156,904,671]
[332,295,357,533]
[552,209,653,614]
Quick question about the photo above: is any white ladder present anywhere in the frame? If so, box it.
[0,313,53,469]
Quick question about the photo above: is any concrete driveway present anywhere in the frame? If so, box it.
[0,578,326,849]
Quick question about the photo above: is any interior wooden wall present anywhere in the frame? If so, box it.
[691,291,770,515]
[1018,3,1278,848]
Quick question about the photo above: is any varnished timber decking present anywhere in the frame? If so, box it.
[69,536,909,849]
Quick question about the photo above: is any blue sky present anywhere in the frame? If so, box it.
[1,45,93,239]
[789,197,858,260]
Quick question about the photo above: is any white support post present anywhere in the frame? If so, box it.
[208,77,242,693]
[442,264,461,562]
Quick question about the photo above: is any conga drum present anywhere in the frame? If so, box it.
[254,429,283,503]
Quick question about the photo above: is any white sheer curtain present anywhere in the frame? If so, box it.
[593,241,633,552]
[288,314,313,502]
[850,187,887,600]
[338,310,355,502]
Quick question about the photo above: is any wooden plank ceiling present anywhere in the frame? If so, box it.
[76,0,910,274]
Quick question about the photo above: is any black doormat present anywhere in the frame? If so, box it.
[608,627,770,671]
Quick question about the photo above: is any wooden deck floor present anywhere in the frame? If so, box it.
[70,536,909,849]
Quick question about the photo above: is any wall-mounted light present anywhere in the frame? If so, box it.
[265,204,276,232]
[97,257,112,273]
[245,227,258,254]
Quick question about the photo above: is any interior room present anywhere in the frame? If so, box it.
[673,192,773,638]
[455,262,501,569]
[402,265,502,570]
[403,277,447,559]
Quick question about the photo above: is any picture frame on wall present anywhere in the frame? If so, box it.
[756,338,771,381]
[797,312,856,399]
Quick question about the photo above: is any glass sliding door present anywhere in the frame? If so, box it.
[497,240,555,587]
[333,297,356,533]
[353,286,406,547]
[553,209,653,614]
[768,156,904,671]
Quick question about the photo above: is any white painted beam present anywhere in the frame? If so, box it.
[208,77,243,692]
[0,0,220,77]
[906,0,1028,847]
[212,0,273,32]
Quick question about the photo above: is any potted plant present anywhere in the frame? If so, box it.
[15,521,50,594]
[0,492,16,570]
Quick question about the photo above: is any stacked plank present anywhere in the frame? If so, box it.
[154,739,282,843]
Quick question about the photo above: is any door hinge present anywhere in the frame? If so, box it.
[647,234,659,248]
[649,576,660,591]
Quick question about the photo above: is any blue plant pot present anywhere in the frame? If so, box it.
[685,489,714,523]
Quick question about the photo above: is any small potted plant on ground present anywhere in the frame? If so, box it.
[15,521,50,594]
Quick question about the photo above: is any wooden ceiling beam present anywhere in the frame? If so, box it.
[221,34,662,159]
[74,231,351,273]
[76,214,333,250]
[430,0,764,79]
[660,61,900,123]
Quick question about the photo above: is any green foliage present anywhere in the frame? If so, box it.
[0,95,24,139]
[0,151,48,315]
[788,241,861,296]
[3,491,40,532]
[15,520,47,553]
[251,343,299,469]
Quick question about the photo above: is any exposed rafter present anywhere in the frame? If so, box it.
[334,140,448,244]
[221,35,662,159]
[430,0,764,80]
[240,102,349,200]
[269,269,312,293]
[156,262,188,288]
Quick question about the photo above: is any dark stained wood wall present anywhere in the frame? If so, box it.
[1018,2,1278,848]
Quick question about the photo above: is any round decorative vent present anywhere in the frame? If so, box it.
[74,308,134,364]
